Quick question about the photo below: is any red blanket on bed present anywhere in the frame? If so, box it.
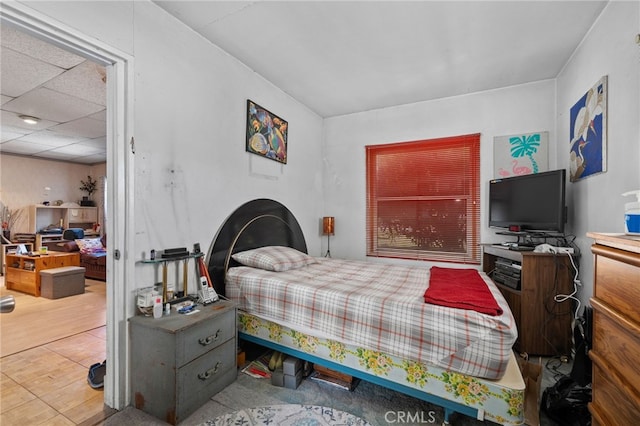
[424,266,503,316]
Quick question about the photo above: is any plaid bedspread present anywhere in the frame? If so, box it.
[226,258,517,379]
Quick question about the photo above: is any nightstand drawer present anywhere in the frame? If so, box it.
[177,338,237,418]
[176,308,235,366]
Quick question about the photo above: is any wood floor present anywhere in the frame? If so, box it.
[0,277,114,425]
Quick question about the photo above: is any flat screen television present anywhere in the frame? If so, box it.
[489,169,567,233]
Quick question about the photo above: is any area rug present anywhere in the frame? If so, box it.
[202,404,372,425]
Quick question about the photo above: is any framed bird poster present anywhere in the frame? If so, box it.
[569,76,607,182]
[246,100,288,164]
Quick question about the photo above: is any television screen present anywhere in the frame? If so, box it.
[489,169,567,233]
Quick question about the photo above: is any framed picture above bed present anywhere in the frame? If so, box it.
[246,100,288,164]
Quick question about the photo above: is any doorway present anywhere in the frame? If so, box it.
[0,2,134,410]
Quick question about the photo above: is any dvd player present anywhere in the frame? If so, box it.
[493,256,522,290]
[493,272,521,290]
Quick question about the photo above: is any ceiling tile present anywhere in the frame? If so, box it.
[1,129,27,143]
[89,110,107,121]
[0,48,65,97]
[71,153,107,164]
[2,87,104,123]
[18,130,87,147]
[44,60,106,106]
[78,137,106,150]
[45,143,104,156]
[32,150,81,161]
[50,116,106,139]
[0,139,53,155]
[1,26,86,69]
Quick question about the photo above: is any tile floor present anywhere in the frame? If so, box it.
[0,326,114,426]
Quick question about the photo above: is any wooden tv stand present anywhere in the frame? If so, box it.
[482,244,575,356]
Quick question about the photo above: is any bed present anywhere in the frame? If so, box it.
[207,199,525,425]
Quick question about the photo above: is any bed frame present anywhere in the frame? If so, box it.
[207,199,525,425]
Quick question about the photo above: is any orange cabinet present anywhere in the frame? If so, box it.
[5,251,80,296]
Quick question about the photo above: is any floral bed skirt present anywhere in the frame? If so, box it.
[238,312,525,425]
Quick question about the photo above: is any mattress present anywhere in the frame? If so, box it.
[226,257,517,379]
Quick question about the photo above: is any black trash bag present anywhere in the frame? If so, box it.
[541,375,591,426]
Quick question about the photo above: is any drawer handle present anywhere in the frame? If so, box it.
[198,362,221,380]
[198,329,221,346]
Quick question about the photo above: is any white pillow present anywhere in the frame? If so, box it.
[232,246,316,272]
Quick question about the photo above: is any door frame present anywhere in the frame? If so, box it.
[0,2,135,409]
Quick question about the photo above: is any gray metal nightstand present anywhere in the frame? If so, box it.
[129,299,237,424]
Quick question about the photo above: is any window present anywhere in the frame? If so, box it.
[366,134,480,264]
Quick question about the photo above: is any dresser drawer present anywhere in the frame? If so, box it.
[590,364,640,424]
[591,299,640,386]
[177,338,237,419]
[593,245,640,325]
[176,308,235,366]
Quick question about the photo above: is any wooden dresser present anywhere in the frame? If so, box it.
[587,232,640,424]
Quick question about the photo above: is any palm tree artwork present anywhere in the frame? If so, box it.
[494,131,548,178]
[509,134,541,175]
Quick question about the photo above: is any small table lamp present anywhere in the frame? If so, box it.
[322,216,335,257]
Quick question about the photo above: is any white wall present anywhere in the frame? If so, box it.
[0,155,105,232]
[323,80,556,262]
[556,0,640,311]
[130,3,324,271]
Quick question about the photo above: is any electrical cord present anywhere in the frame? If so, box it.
[553,252,581,320]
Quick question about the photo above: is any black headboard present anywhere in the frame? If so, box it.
[206,199,307,296]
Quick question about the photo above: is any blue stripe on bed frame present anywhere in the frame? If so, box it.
[239,331,480,424]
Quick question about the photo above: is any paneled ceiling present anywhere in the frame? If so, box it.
[0,26,106,165]
[1,1,608,164]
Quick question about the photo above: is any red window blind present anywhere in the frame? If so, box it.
[366,134,480,264]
